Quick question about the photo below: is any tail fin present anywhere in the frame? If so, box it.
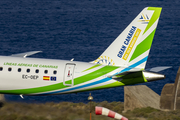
[92,7,162,69]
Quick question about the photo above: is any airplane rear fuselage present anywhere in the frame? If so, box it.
[0,56,164,95]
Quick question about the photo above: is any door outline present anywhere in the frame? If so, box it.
[63,63,76,87]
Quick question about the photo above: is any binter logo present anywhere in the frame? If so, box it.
[138,13,150,24]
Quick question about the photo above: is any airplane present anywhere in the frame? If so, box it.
[0,7,168,96]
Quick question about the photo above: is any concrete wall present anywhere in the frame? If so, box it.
[124,85,160,112]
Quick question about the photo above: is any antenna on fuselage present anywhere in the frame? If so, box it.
[20,94,24,99]
[70,58,74,61]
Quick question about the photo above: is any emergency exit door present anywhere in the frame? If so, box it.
[63,63,76,87]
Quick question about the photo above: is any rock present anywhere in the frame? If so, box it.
[160,66,180,110]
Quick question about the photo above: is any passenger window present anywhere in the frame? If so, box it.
[53,70,57,74]
[8,67,12,72]
[35,69,39,73]
[44,70,48,74]
[27,69,30,73]
[18,68,21,72]
[0,67,3,71]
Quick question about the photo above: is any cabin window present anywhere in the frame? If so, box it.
[27,69,30,73]
[35,69,39,73]
[0,67,3,71]
[44,70,48,74]
[8,67,12,72]
[18,68,21,72]
[53,70,57,74]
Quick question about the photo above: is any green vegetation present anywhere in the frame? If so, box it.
[0,101,180,120]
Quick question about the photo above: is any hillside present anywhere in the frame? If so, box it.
[0,101,180,120]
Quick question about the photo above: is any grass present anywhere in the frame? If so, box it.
[0,101,180,120]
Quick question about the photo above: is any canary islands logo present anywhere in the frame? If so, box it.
[138,13,150,24]
[93,56,115,66]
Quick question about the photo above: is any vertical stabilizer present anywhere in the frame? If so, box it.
[92,7,162,69]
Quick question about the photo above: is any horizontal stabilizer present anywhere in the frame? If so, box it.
[11,51,42,58]
[147,66,172,72]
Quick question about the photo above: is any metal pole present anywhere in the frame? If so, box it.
[88,93,93,120]
[90,100,92,120]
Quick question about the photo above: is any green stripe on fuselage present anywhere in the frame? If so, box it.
[82,64,102,72]
[78,72,147,92]
[74,65,119,85]
[0,66,119,94]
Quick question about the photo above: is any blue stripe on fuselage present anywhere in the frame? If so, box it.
[120,56,148,73]
[39,56,148,95]
[41,77,112,95]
